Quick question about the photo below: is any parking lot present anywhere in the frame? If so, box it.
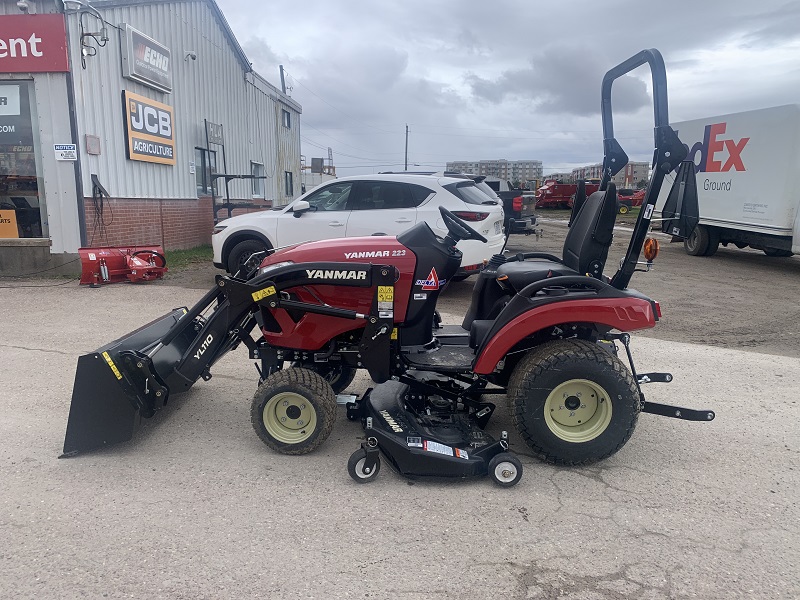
[1,220,798,599]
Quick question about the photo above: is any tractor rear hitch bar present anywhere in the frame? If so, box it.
[605,333,716,423]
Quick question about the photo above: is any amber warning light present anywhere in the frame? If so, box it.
[643,238,660,262]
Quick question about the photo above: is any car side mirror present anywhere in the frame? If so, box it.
[292,200,310,218]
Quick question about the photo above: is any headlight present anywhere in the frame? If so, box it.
[258,261,293,276]
[212,225,227,235]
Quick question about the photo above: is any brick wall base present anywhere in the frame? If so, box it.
[82,197,271,250]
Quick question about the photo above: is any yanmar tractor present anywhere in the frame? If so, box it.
[61,50,714,486]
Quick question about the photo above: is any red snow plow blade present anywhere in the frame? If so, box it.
[78,246,167,286]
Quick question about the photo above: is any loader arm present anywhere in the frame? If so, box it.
[62,263,397,456]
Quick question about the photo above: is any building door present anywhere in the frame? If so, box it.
[0,81,43,239]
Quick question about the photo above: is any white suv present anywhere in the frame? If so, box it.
[212,173,506,277]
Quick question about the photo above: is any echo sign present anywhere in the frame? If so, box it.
[123,90,176,165]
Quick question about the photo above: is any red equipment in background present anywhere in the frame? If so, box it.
[78,246,167,286]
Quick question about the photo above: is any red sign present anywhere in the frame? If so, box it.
[0,14,69,73]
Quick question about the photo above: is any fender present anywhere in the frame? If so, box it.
[472,297,656,374]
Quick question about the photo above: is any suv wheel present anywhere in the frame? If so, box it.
[227,239,270,275]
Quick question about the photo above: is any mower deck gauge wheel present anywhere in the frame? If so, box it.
[488,453,523,487]
[251,368,337,455]
[347,448,381,483]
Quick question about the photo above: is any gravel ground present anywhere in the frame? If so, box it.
[2,216,797,599]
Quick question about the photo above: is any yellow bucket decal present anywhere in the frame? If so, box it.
[252,286,277,302]
[378,286,394,302]
[391,328,398,340]
[102,351,123,380]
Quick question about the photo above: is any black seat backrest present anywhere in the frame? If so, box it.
[568,180,586,227]
[561,183,618,279]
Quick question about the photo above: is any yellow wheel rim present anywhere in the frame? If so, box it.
[262,391,317,444]
[543,379,612,443]
[619,205,629,214]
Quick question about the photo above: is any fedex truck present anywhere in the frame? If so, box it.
[663,104,800,257]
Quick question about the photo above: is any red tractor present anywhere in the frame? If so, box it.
[62,50,713,487]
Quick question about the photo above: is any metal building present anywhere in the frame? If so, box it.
[0,0,301,274]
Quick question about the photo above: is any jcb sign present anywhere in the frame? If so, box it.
[122,90,175,165]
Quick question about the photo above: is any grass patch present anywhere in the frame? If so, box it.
[164,245,213,271]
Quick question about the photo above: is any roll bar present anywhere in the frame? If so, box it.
[600,49,688,290]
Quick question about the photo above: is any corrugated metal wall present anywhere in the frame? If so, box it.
[67,0,301,205]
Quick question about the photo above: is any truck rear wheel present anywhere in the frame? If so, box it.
[684,225,710,256]
[703,227,720,257]
[251,368,337,455]
[507,339,640,466]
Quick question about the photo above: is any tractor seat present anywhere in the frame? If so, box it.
[495,185,618,293]
[496,260,577,291]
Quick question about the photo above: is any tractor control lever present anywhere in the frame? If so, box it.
[371,325,389,341]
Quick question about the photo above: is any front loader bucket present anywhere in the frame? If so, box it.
[61,307,191,457]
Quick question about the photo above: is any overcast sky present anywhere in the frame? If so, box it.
[216,0,800,176]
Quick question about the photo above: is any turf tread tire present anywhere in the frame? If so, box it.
[507,339,640,466]
[250,367,337,455]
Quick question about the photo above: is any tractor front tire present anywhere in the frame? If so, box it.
[251,368,337,455]
[295,362,357,394]
[508,339,640,466]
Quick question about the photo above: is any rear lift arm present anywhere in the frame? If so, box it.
[606,333,715,422]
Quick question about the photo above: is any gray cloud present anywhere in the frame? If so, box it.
[217,0,800,174]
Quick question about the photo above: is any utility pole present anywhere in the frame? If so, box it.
[404,124,408,171]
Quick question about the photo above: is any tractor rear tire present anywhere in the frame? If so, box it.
[251,368,337,455]
[507,339,640,466]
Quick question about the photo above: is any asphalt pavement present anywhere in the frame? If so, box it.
[0,281,797,599]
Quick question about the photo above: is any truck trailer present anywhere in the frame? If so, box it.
[662,104,800,257]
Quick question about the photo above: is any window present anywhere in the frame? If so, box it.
[443,181,496,205]
[251,162,265,198]
[282,109,291,128]
[284,171,293,197]
[302,182,353,211]
[195,148,217,196]
[349,182,421,211]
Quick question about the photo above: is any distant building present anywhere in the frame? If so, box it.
[571,161,650,187]
[446,159,543,183]
[545,172,574,183]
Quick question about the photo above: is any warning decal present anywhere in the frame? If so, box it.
[252,286,277,302]
[423,440,454,456]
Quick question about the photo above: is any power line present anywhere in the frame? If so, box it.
[285,70,399,134]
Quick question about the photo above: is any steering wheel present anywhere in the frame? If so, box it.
[439,206,487,243]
